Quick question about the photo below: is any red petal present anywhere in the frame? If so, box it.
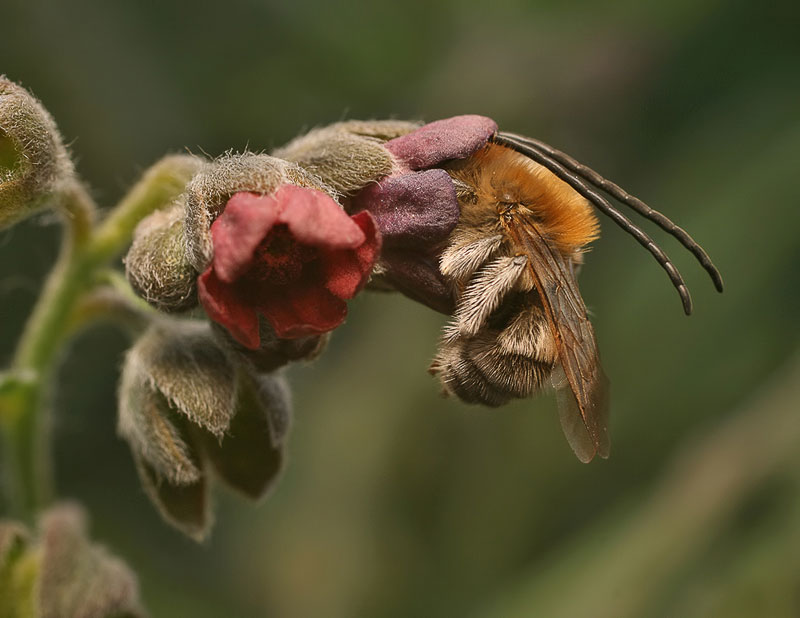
[351,210,382,273]
[320,211,381,299]
[211,192,279,283]
[198,267,261,349]
[273,185,365,249]
[321,250,362,299]
[257,277,347,339]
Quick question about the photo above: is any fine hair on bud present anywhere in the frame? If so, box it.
[198,370,288,501]
[0,77,73,229]
[273,120,421,195]
[118,319,238,485]
[125,199,199,312]
[36,504,147,618]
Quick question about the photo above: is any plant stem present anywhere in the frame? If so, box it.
[12,185,96,373]
[0,154,200,520]
[89,154,202,264]
[0,184,96,518]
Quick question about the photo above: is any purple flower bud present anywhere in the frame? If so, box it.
[348,116,498,312]
[384,114,497,170]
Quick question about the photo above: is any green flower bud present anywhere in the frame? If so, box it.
[0,504,146,618]
[118,319,293,539]
[118,320,237,485]
[0,77,73,229]
[125,200,199,312]
[0,521,27,564]
[273,121,414,195]
[0,520,29,611]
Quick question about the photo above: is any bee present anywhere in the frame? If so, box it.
[431,134,723,462]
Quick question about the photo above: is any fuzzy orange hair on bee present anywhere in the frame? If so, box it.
[431,133,723,463]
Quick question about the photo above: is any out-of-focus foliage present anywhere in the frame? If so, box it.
[0,0,798,616]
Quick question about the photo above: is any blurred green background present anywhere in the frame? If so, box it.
[2,0,799,616]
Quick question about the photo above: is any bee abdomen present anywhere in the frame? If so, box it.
[432,330,553,406]
[496,304,557,361]
[431,340,512,406]
[469,333,553,398]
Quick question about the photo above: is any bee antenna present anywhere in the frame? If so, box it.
[498,132,724,293]
[494,133,694,315]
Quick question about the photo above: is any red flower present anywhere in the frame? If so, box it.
[198,185,380,349]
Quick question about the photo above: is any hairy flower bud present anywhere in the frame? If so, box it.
[38,505,146,618]
[125,199,199,312]
[199,372,288,500]
[134,454,210,542]
[118,320,237,484]
[0,77,73,229]
[273,120,419,195]
[0,504,146,618]
[118,319,291,539]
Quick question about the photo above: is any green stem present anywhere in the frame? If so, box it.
[89,154,202,263]
[0,154,199,520]
[66,273,156,336]
[12,186,96,373]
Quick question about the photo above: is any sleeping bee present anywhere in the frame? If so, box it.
[431,134,723,462]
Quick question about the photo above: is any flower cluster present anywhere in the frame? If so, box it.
[121,115,497,537]
[117,321,289,539]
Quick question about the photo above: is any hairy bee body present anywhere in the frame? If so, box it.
[432,143,598,405]
[429,142,617,461]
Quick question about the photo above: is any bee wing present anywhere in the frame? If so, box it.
[552,365,609,463]
[506,216,610,462]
